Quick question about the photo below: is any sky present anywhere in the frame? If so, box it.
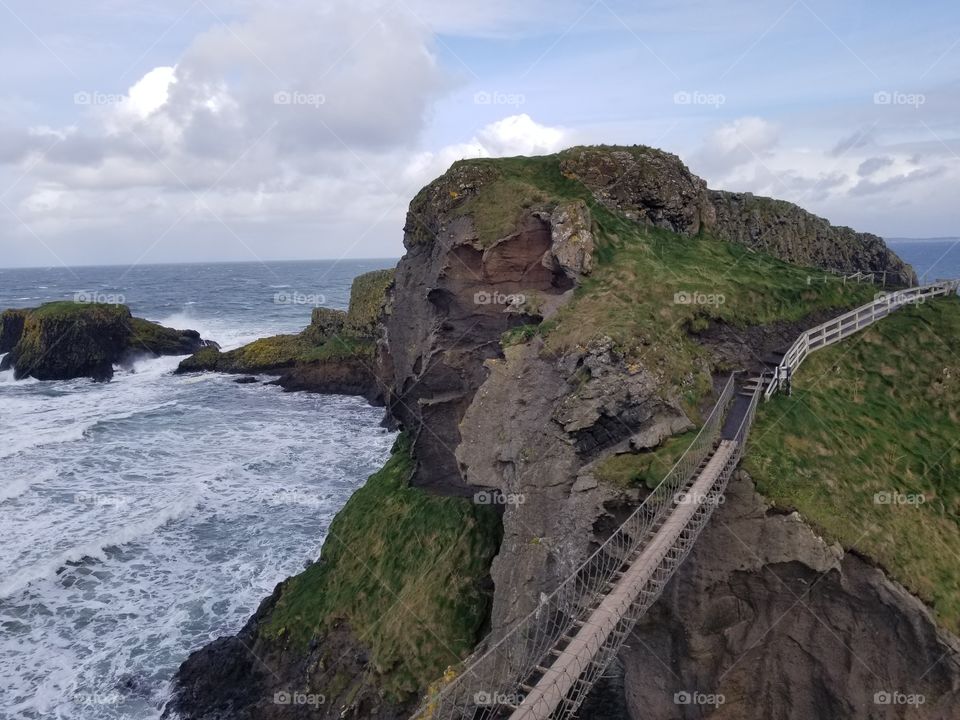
[0,0,957,268]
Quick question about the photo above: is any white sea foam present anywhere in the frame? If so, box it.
[0,488,202,599]
[0,318,394,720]
[155,311,272,351]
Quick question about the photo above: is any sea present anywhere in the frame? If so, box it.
[0,259,398,720]
[888,238,960,283]
[0,241,957,720]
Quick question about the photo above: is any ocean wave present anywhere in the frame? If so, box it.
[0,476,32,503]
[155,312,275,351]
[0,400,180,460]
[0,489,202,599]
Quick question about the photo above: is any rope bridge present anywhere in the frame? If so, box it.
[413,279,959,720]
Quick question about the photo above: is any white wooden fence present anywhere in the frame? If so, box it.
[765,280,960,399]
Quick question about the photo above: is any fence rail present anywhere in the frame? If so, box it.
[765,280,960,399]
[807,270,879,286]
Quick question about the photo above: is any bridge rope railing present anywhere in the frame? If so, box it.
[414,374,737,720]
[765,279,960,400]
[508,381,765,720]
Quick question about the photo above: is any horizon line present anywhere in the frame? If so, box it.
[0,256,403,272]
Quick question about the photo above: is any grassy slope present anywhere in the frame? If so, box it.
[455,153,876,490]
[593,430,699,490]
[745,298,960,631]
[456,154,877,410]
[262,436,502,701]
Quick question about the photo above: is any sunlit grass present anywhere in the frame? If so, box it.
[746,298,960,631]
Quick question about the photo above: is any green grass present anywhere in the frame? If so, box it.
[745,297,960,631]
[595,430,697,490]
[437,153,877,414]
[544,222,877,406]
[594,430,699,489]
[262,435,502,701]
[29,300,130,321]
[178,325,374,374]
[445,155,578,246]
[30,300,130,319]
[224,333,307,369]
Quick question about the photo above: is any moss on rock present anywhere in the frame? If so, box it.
[346,268,394,335]
[176,270,393,400]
[8,302,130,381]
[307,306,347,341]
[0,301,214,381]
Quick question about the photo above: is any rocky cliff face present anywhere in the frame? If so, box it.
[381,162,586,494]
[619,471,960,720]
[559,146,916,286]
[709,190,915,285]
[167,145,952,720]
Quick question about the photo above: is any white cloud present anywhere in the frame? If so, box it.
[690,116,780,179]
[404,114,568,188]
[0,1,455,265]
[681,116,957,239]
[125,66,177,119]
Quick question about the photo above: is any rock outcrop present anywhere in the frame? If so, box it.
[0,308,28,354]
[559,146,916,286]
[0,302,215,381]
[709,190,916,285]
[381,164,589,494]
[176,269,394,402]
[618,471,960,720]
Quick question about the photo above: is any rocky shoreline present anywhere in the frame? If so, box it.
[174,270,394,404]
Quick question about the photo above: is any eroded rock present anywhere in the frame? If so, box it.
[613,471,960,720]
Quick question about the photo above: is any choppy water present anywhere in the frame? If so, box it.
[887,238,960,283]
[0,260,397,720]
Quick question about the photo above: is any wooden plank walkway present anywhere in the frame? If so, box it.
[508,441,738,720]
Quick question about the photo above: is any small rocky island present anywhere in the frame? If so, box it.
[174,268,393,403]
[0,302,216,381]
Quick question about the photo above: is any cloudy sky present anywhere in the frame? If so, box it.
[0,0,957,268]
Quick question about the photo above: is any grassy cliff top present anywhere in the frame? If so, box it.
[745,297,960,632]
[26,300,131,321]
